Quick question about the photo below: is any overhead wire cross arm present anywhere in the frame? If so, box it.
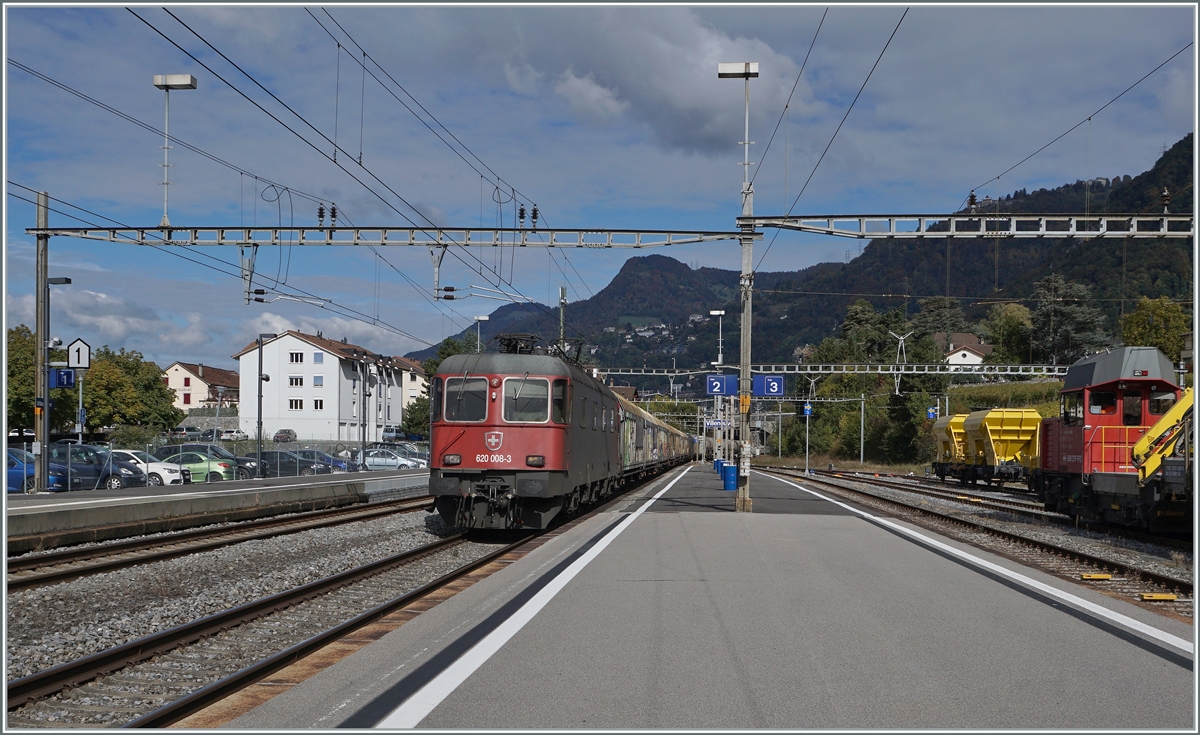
[25,226,760,248]
[739,213,1194,239]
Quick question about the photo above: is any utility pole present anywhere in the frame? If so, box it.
[35,192,49,493]
[719,60,758,513]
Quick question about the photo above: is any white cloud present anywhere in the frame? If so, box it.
[504,61,544,96]
[555,69,629,121]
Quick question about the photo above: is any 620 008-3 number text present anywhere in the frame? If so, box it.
[475,454,512,463]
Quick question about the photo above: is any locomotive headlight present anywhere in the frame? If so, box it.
[526,455,545,467]
[443,454,462,466]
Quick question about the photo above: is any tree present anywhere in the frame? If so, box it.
[1030,274,1108,364]
[84,347,184,431]
[1121,297,1190,362]
[421,335,478,378]
[401,395,430,440]
[980,303,1032,363]
[910,297,968,338]
[7,325,76,433]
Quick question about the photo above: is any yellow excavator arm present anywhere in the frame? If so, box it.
[1132,387,1193,483]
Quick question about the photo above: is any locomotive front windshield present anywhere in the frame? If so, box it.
[504,377,550,422]
[444,377,488,422]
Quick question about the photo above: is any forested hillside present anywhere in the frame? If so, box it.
[410,133,1193,368]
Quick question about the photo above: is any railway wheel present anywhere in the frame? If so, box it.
[147,473,164,486]
[105,475,124,490]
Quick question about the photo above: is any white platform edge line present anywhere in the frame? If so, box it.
[760,471,1194,655]
[374,466,693,729]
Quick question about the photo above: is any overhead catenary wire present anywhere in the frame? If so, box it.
[141,9,568,330]
[968,41,1194,197]
[7,184,436,346]
[749,7,828,190]
[755,7,908,273]
[7,57,469,331]
[307,9,600,304]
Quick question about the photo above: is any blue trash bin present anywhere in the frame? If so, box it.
[722,462,738,491]
[714,459,724,474]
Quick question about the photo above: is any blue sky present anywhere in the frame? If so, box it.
[4,4,1195,370]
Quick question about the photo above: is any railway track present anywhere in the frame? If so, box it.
[764,469,1193,612]
[6,496,434,592]
[5,534,513,727]
[5,468,679,728]
[808,469,1192,552]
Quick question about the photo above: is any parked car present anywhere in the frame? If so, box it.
[8,428,35,440]
[272,428,298,443]
[154,450,236,483]
[168,426,202,440]
[105,449,192,486]
[7,448,79,492]
[293,448,360,473]
[46,444,146,490]
[244,450,332,477]
[369,442,430,464]
[221,429,249,441]
[153,443,261,480]
[360,447,426,470]
[381,425,403,443]
[199,429,219,441]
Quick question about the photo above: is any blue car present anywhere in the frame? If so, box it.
[293,449,360,473]
[7,448,78,492]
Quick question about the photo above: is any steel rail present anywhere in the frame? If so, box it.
[6,534,464,708]
[6,497,434,591]
[123,534,533,728]
[765,469,1192,595]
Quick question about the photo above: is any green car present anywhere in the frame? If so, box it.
[156,450,236,483]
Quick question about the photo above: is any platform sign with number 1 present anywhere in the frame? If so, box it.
[67,339,91,369]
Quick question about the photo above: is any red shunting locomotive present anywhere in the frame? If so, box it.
[1031,346,1187,531]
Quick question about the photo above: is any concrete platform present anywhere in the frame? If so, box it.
[228,463,1195,729]
[5,470,430,552]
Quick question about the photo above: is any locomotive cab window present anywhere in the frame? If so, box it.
[1088,390,1116,416]
[552,380,570,424]
[503,377,550,423]
[1122,391,1143,427]
[1150,390,1176,415]
[1061,392,1083,426]
[444,377,488,422]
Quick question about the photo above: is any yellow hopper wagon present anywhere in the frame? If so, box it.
[933,409,1040,485]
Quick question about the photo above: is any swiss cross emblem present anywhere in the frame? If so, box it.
[485,431,503,451]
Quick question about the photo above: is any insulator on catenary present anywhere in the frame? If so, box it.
[318,204,326,226]
[531,205,539,229]
[1162,187,1171,213]
[330,204,338,226]
[968,190,977,211]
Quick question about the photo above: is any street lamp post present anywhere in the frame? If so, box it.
[152,74,197,228]
[256,333,276,477]
[474,315,489,353]
[36,270,71,494]
[718,61,758,513]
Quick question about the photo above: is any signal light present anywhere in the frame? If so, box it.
[526,455,545,467]
[443,454,461,466]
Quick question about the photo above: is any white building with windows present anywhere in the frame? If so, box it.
[233,331,426,442]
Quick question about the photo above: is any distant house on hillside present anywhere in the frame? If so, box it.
[934,332,993,366]
[610,385,640,402]
[163,362,239,410]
